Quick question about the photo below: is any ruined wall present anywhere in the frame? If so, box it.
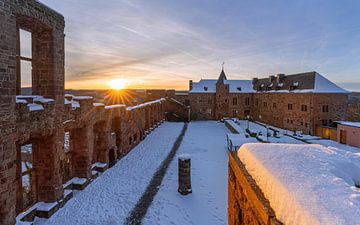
[0,1,64,224]
[0,2,167,223]
[228,152,282,225]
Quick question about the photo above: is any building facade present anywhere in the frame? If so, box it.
[176,70,349,135]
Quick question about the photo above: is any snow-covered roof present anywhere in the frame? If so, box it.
[189,79,254,93]
[313,73,349,93]
[190,79,216,93]
[238,143,360,225]
[254,72,349,93]
[224,80,254,93]
[189,71,348,94]
[336,121,360,128]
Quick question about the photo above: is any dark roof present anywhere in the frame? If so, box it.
[216,69,227,85]
[252,71,316,92]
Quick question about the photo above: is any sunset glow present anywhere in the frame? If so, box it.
[108,79,126,90]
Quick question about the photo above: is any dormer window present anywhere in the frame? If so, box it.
[203,86,208,91]
[290,82,299,91]
[236,87,241,91]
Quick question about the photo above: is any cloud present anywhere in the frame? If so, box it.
[40,0,360,91]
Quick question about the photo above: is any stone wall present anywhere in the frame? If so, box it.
[228,152,282,225]
[0,1,168,223]
[183,90,348,135]
[0,1,64,224]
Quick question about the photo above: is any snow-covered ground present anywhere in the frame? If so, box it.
[143,121,232,225]
[227,119,304,144]
[238,143,360,225]
[35,122,184,225]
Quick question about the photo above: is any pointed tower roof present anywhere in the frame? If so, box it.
[216,68,227,84]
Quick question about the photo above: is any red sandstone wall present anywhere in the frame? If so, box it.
[228,152,282,225]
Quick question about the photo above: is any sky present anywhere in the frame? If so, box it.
[35,0,360,91]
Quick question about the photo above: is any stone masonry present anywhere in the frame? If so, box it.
[0,1,169,224]
[176,70,349,135]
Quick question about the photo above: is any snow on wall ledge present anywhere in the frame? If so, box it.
[237,143,360,225]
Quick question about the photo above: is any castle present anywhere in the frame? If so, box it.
[175,69,349,135]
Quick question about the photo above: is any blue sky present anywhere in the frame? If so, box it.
[41,0,360,90]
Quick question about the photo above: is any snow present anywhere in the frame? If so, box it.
[35,122,184,225]
[36,202,58,212]
[93,102,105,107]
[126,98,165,111]
[17,95,55,103]
[16,99,27,104]
[189,79,216,93]
[64,98,71,105]
[27,103,44,111]
[224,80,254,93]
[104,104,125,109]
[189,72,348,94]
[72,96,93,100]
[336,121,360,128]
[71,177,88,185]
[21,144,32,154]
[178,153,191,160]
[92,162,107,169]
[189,79,254,93]
[226,119,304,144]
[143,121,230,225]
[314,73,349,93]
[71,101,80,109]
[237,143,360,225]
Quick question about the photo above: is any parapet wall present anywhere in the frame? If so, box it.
[228,152,282,225]
[2,94,166,225]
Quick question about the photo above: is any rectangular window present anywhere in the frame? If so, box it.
[18,29,33,95]
[301,105,307,112]
[197,96,202,103]
[263,102,267,107]
[273,102,277,109]
[322,105,329,112]
[207,109,212,115]
[288,104,293,110]
[232,98,238,105]
[245,97,250,106]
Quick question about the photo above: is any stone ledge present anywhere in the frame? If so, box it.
[228,152,282,225]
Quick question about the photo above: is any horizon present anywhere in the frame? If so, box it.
[35,0,360,91]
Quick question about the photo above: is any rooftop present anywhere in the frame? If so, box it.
[189,71,349,94]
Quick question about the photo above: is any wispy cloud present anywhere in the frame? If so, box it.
[41,0,360,91]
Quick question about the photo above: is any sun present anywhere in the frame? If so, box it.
[108,79,126,90]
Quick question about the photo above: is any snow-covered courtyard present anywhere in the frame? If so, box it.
[143,121,230,225]
[32,119,360,225]
[36,122,185,225]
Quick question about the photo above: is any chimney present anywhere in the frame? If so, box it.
[189,80,193,91]
[276,74,285,83]
[252,78,258,85]
[269,75,275,82]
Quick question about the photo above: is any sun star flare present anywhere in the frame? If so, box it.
[108,79,126,90]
